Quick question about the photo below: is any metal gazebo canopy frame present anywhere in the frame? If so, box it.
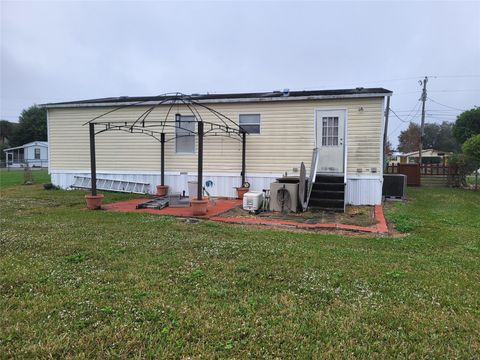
[84,93,249,201]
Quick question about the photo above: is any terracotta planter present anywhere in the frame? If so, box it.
[156,185,169,197]
[85,193,104,210]
[191,197,208,216]
[236,187,249,200]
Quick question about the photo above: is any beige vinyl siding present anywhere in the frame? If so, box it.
[48,97,384,176]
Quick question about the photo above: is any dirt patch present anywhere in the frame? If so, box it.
[220,205,376,227]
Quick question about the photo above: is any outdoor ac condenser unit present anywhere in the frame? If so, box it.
[243,191,264,211]
[383,174,407,200]
[270,182,299,212]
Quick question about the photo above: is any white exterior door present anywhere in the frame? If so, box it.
[316,109,345,174]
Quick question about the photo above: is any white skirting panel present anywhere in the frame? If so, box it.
[51,171,383,205]
[50,170,281,198]
[345,176,383,205]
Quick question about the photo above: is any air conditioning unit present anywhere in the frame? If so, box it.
[383,174,407,200]
[270,182,299,212]
[243,191,264,211]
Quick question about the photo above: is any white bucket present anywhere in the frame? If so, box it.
[188,181,198,201]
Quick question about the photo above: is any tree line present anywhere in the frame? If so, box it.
[0,105,47,161]
[397,107,480,154]
[395,107,480,184]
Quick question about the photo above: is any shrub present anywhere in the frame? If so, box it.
[463,134,480,163]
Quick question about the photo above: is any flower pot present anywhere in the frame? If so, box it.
[85,193,104,210]
[236,187,249,200]
[156,185,169,197]
[191,197,208,216]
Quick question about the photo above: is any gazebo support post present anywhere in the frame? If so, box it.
[155,132,169,196]
[89,123,97,196]
[85,122,104,209]
[235,131,249,200]
[160,132,165,186]
[191,121,207,215]
[241,131,246,185]
[197,121,204,201]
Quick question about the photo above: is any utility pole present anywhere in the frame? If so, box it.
[418,76,428,167]
[383,96,391,170]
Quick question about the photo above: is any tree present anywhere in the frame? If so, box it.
[453,107,480,144]
[385,140,394,156]
[463,134,480,163]
[0,120,18,145]
[9,105,47,147]
[398,122,420,153]
[423,121,460,152]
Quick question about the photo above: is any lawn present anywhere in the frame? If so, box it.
[1,171,479,358]
[0,168,51,188]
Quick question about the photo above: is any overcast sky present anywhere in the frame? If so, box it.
[1,0,479,147]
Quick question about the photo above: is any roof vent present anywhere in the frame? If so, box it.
[283,88,290,96]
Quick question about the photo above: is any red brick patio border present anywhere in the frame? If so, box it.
[105,198,389,234]
[211,205,389,234]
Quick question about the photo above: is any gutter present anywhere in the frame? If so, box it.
[42,92,393,109]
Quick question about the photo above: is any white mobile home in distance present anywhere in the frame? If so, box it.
[3,141,49,168]
[44,88,392,206]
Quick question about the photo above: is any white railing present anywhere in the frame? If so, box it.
[303,147,320,211]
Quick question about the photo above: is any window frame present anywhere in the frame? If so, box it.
[321,116,339,146]
[175,115,196,154]
[239,113,261,135]
[34,148,41,160]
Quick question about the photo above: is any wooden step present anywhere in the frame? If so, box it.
[309,198,344,210]
[310,189,344,200]
[312,182,345,191]
[315,174,344,183]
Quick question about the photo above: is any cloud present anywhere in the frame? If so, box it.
[1,1,479,146]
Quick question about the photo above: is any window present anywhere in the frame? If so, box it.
[321,116,339,146]
[175,115,195,153]
[34,148,41,159]
[239,114,261,134]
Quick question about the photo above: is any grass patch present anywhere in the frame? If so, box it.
[0,169,51,188]
[1,182,479,358]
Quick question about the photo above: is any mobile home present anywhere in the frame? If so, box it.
[44,88,391,206]
[3,141,48,168]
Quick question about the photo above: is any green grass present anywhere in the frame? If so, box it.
[1,176,479,358]
[0,168,51,188]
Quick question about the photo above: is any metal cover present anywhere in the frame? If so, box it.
[299,162,306,211]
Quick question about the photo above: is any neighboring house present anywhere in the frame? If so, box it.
[388,151,405,165]
[402,149,452,164]
[3,141,49,168]
[43,88,392,205]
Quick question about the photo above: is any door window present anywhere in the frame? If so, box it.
[321,116,339,146]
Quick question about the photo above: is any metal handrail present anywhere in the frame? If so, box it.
[303,147,320,211]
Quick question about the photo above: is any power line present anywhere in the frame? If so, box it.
[429,89,480,93]
[390,108,414,123]
[430,74,480,79]
[427,97,466,111]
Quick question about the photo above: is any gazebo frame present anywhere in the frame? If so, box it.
[84,93,249,201]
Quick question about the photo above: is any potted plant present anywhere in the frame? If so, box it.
[236,181,250,200]
[85,193,104,210]
[156,184,169,197]
[191,196,208,216]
